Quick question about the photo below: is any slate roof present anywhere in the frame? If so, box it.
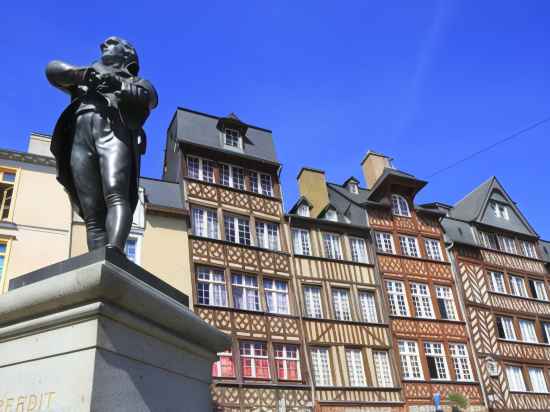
[169,107,279,165]
[139,177,184,210]
[441,217,478,247]
[366,168,426,201]
[539,240,550,264]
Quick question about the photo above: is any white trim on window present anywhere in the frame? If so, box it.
[490,271,506,293]
[375,232,395,254]
[292,228,311,256]
[425,238,443,261]
[358,291,378,323]
[449,343,473,382]
[519,319,538,343]
[191,207,219,239]
[373,351,394,387]
[224,214,251,245]
[264,278,289,315]
[410,282,435,319]
[311,347,332,386]
[220,163,245,190]
[506,366,527,392]
[332,288,352,321]
[398,340,423,380]
[386,280,409,317]
[186,155,215,183]
[232,273,260,311]
[345,348,367,387]
[196,266,228,307]
[399,235,420,258]
[424,342,450,381]
[529,367,548,393]
[223,128,243,151]
[323,232,343,259]
[510,275,528,298]
[350,237,369,263]
[391,194,411,217]
[304,285,323,318]
[256,220,280,251]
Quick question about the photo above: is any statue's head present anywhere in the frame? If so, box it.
[100,36,139,75]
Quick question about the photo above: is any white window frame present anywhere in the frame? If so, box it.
[249,171,274,197]
[224,214,251,246]
[223,128,243,151]
[256,221,280,251]
[322,232,343,260]
[220,163,245,190]
[492,201,510,220]
[481,231,499,250]
[345,348,367,387]
[358,291,378,323]
[239,341,270,379]
[332,288,352,321]
[325,208,338,222]
[311,347,332,386]
[274,344,301,381]
[373,351,393,387]
[304,285,323,318]
[350,237,369,263]
[521,241,538,259]
[186,155,215,183]
[499,235,518,254]
[232,273,260,311]
[292,228,311,256]
[529,367,548,393]
[424,342,450,381]
[506,366,527,392]
[264,278,289,315]
[398,340,423,380]
[531,279,548,301]
[297,204,310,217]
[386,280,409,317]
[348,182,359,194]
[375,232,395,254]
[490,271,506,293]
[191,207,218,239]
[425,238,443,261]
[196,266,228,307]
[399,235,420,258]
[391,194,411,217]
[519,319,538,343]
[410,282,435,319]
[435,285,458,320]
[510,275,528,298]
[449,343,473,382]
[498,316,517,341]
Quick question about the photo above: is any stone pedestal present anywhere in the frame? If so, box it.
[0,248,231,412]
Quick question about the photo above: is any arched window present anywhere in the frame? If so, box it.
[391,194,410,217]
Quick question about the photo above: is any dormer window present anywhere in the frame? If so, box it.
[348,182,359,194]
[491,201,509,220]
[325,209,338,222]
[223,128,243,151]
[297,204,310,217]
[391,194,410,217]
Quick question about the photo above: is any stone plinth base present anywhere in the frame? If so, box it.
[0,248,231,412]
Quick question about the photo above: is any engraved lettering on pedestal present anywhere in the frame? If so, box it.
[0,392,55,412]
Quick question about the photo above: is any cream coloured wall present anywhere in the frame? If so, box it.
[141,212,192,306]
[70,222,88,257]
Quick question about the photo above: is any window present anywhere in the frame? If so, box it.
[490,271,506,293]
[350,238,369,263]
[399,235,420,258]
[186,156,214,183]
[543,322,550,344]
[499,235,518,254]
[519,319,538,343]
[375,232,395,254]
[345,348,367,386]
[325,208,338,222]
[496,316,516,340]
[373,351,393,387]
[124,236,139,264]
[322,233,342,259]
[0,241,7,288]
[506,366,527,392]
[521,241,538,259]
[232,273,260,311]
[220,164,245,190]
[491,201,509,220]
[297,204,310,217]
[274,344,300,381]
[510,275,528,298]
[304,285,323,318]
[192,207,218,239]
[224,128,242,150]
[249,171,274,197]
[358,291,378,323]
[332,288,352,321]
[391,194,410,217]
[0,169,16,221]
[424,342,450,380]
[240,341,269,379]
[256,221,279,251]
[425,238,443,261]
[224,214,251,245]
[264,278,289,314]
[398,341,423,380]
[449,344,473,382]
[311,347,332,386]
[386,280,409,317]
[529,368,548,393]
[435,286,457,320]
[197,267,227,307]
[348,182,359,194]
[292,229,311,256]
[410,283,435,319]
[481,231,499,250]
[212,351,235,378]
[529,279,548,301]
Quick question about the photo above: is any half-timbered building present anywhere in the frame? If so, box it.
[287,168,402,411]
[442,177,550,411]
[164,108,312,411]
[357,152,485,411]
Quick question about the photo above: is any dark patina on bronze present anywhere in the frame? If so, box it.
[46,37,158,254]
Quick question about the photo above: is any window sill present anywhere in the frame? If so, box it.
[190,235,290,256]
[195,304,300,319]
[489,290,550,304]
[185,176,280,201]
[292,253,373,267]
[376,251,448,265]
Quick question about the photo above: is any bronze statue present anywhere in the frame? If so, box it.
[46,36,158,253]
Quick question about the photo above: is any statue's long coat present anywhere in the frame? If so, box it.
[48,62,157,218]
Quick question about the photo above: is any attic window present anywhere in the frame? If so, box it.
[0,169,16,221]
[325,209,337,222]
[491,201,509,220]
[223,128,243,151]
[391,194,410,217]
[297,204,310,217]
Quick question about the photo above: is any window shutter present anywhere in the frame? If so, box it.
[437,298,448,319]
[528,280,538,299]
[426,356,438,379]
[496,317,506,339]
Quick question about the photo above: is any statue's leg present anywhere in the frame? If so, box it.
[70,113,108,250]
[95,116,132,252]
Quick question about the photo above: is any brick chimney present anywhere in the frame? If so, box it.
[360,151,392,189]
[296,167,330,218]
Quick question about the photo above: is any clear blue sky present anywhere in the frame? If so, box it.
[1,1,549,237]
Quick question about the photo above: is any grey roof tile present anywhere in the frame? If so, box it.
[139,177,184,210]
